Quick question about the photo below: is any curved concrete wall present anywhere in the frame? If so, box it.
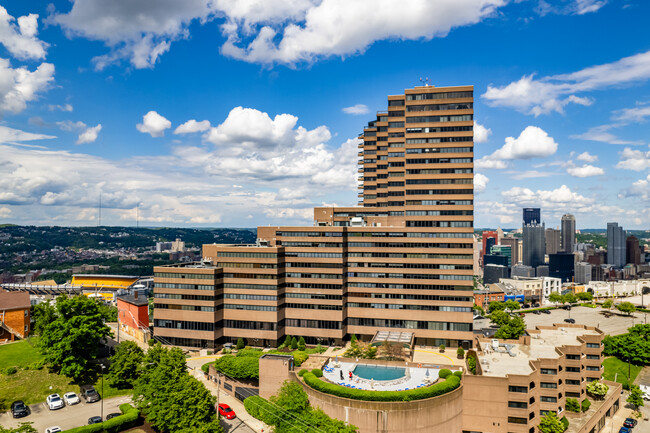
[297,376,463,433]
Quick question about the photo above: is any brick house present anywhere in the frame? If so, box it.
[0,289,31,341]
[116,292,150,343]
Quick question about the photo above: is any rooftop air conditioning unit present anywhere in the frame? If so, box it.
[350,217,365,227]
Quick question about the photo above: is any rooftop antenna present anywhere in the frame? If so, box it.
[419,77,430,87]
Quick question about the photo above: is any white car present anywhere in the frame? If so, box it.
[63,392,80,405]
[46,394,64,410]
[45,427,62,433]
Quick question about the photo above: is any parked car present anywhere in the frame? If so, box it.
[541,309,551,314]
[218,403,236,420]
[63,392,80,405]
[532,303,540,308]
[80,385,100,403]
[533,310,541,315]
[623,418,637,428]
[11,400,29,418]
[106,413,121,420]
[564,318,576,324]
[564,305,572,310]
[88,416,103,424]
[618,427,631,433]
[45,427,62,433]
[522,303,531,309]
[46,394,64,410]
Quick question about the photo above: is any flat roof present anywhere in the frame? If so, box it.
[478,327,600,377]
[117,294,149,307]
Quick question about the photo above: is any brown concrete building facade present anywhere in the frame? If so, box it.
[154,85,475,349]
[0,289,30,340]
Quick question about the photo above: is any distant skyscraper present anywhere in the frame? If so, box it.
[523,223,546,269]
[607,222,626,268]
[575,262,592,284]
[561,214,576,253]
[500,237,520,265]
[484,264,508,284]
[545,228,561,255]
[523,208,541,226]
[490,245,512,267]
[626,235,641,265]
[481,230,498,262]
[549,253,575,283]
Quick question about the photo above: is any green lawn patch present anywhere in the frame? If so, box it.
[0,340,42,369]
[602,356,642,390]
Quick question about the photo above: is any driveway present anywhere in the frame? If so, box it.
[0,396,131,431]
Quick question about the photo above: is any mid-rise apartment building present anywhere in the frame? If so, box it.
[154,84,475,349]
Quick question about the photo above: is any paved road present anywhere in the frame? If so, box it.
[0,396,132,432]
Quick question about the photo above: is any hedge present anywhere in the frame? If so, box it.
[438,369,451,379]
[302,372,460,402]
[453,371,463,379]
[581,399,591,412]
[244,395,282,426]
[560,416,569,431]
[62,404,139,433]
[311,368,323,377]
[298,369,308,377]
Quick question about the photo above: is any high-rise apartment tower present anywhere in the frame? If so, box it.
[154,85,476,349]
[561,213,576,253]
[523,208,541,226]
[607,222,626,268]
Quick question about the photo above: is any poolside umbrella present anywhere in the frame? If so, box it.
[370,379,374,389]
[425,369,430,378]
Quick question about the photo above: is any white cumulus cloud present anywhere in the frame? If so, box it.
[137,111,171,137]
[0,58,54,114]
[0,125,56,143]
[0,6,48,60]
[474,173,489,194]
[174,119,211,134]
[48,103,73,112]
[0,206,11,218]
[476,126,558,169]
[342,104,369,115]
[473,121,491,143]
[76,124,102,144]
[616,147,650,171]
[567,164,604,177]
[483,50,650,115]
[576,151,598,163]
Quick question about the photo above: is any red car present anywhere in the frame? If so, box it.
[218,403,236,420]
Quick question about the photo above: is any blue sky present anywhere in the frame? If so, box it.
[0,0,649,230]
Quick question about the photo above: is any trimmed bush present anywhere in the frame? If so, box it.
[438,369,452,379]
[298,336,306,351]
[439,344,445,352]
[236,338,246,350]
[292,351,308,366]
[566,397,580,412]
[456,347,465,358]
[214,355,259,379]
[62,424,104,433]
[581,399,591,412]
[311,368,323,377]
[4,366,17,375]
[201,362,212,374]
[302,372,460,402]
[453,371,463,379]
[62,404,139,433]
[560,416,569,431]
[298,369,308,377]
[467,354,477,375]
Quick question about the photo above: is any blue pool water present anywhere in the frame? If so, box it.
[353,364,405,381]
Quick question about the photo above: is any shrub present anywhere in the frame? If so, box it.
[566,397,580,412]
[560,416,569,431]
[201,362,212,374]
[315,343,325,353]
[244,395,282,426]
[581,398,591,412]
[311,368,323,377]
[283,335,292,347]
[236,338,246,350]
[291,337,298,350]
[302,372,460,402]
[62,424,104,433]
[298,337,306,351]
[27,360,44,370]
[5,366,17,375]
[147,338,154,346]
[298,369,308,377]
[103,404,140,433]
[467,354,477,375]
[453,371,463,379]
[292,351,308,367]
[214,355,259,379]
[236,348,264,358]
[457,347,465,358]
[438,369,452,379]
[439,344,445,352]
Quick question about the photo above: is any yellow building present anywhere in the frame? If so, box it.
[72,274,139,303]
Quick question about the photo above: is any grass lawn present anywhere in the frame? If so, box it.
[0,340,131,410]
[0,340,42,369]
[602,356,642,389]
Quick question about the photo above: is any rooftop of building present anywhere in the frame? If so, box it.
[0,289,30,310]
[156,261,220,269]
[116,294,149,307]
[477,325,601,378]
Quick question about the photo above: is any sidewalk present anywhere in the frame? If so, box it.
[191,367,270,433]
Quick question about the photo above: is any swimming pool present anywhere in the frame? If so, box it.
[353,364,405,381]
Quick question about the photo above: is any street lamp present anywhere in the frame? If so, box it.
[100,364,105,421]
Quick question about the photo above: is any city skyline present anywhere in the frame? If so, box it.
[0,1,649,229]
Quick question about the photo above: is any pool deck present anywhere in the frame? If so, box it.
[322,361,455,392]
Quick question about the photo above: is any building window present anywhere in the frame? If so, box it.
[509,386,528,393]
[540,396,557,403]
[540,382,557,389]
[586,366,600,371]
[586,343,600,348]
[508,401,528,408]
[507,417,528,424]
[541,369,557,375]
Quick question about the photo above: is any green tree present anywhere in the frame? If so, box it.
[291,337,298,350]
[616,302,636,316]
[282,335,292,347]
[627,385,644,413]
[214,355,259,379]
[38,295,112,382]
[236,337,246,350]
[586,381,609,400]
[133,344,222,433]
[489,310,511,327]
[494,315,526,340]
[106,341,144,389]
[505,300,520,312]
[563,293,577,305]
[31,301,56,336]
[0,423,38,433]
[297,336,306,351]
[549,292,563,306]
[538,411,564,433]
[603,325,650,365]
[473,304,485,315]
[602,299,613,309]
[350,334,358,344]
[363,346,377,359]
[565,397,580,412]
[576,292,593,302]
[489,301,505,312]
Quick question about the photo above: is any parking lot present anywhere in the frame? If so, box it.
[523,306,646,335]
[0,396,131,431]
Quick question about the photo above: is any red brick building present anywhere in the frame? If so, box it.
[473,289,505,309]
[0,289,30,341]
[116,293,150,343]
